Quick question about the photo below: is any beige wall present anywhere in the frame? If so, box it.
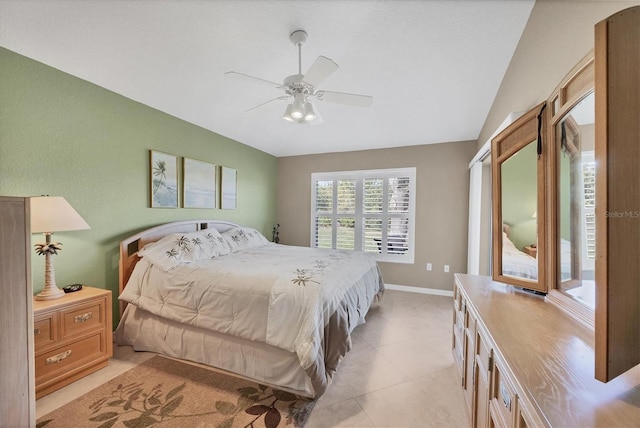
[478,0,639,148]
[277,141,478,292]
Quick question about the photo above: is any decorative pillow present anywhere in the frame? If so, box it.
[221,226,269,252]
[139,229,231,271]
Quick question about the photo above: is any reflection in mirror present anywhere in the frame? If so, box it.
[557,91,595,309]
[501,140,538,281]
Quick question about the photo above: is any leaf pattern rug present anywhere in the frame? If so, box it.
[36,355,316,428]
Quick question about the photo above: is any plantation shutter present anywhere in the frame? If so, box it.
[311,168,415,263]
[582,160,596,260]
[314,180,333,248]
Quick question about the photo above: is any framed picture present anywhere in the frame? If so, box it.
[221,166,237,209]
[183,158,217,209]
[150,150,179,208]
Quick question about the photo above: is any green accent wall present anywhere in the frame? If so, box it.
[0,47,277,327]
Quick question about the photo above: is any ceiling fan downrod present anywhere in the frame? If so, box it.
[283,30,317,123]
[290,30,307,75]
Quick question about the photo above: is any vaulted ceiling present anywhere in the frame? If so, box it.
[0,0,534,156]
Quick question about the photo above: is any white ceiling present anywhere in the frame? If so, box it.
[0,0,534,157]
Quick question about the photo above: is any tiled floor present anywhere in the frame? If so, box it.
[36,290,469,427]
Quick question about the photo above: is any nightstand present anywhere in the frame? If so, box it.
[33,286,112,398]
[524,245,537,258]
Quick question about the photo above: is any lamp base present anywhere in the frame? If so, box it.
[35,284,65,300]
[36,250,65,300]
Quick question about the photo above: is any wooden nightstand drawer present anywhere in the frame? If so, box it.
[61,301,104,340]
[34,314,56,347]
[35,332,108,397]
[35,333,104,380]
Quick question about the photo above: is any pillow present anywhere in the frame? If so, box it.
[221,226,269,252]
[139,229,231,271]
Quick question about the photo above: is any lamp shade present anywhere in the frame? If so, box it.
[282,103,295,122]
[291,96,304,119]
[30,196,90,233]
[304,102,317,121]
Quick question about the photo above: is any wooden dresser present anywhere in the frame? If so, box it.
[33,286,113,398]
[452,273,640,427]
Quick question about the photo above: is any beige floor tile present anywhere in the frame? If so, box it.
[306,399,375,428]
[356,365,470,428]
[376,338,454,378]
[318,341,410,407]
[354,314,420,348]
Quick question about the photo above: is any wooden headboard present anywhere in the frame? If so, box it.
[118,220,238,313]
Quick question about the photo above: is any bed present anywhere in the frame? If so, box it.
[501,231,538,280]
[501,227,573,281]
[114,220,384,398]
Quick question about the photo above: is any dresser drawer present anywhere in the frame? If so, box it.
[491,359,517,427]
[34,313,56,348]
[60,301,104,340]
[35,332,105,385]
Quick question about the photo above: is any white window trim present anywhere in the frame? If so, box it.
[310,167,416,264]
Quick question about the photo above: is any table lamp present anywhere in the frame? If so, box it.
[30,196,90,300]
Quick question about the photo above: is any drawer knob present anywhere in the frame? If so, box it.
[34,328,41,335]
[75,312,93,323]
[46,350,72,365]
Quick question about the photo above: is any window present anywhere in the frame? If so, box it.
[311,168,416,263]
[582,153,596,261]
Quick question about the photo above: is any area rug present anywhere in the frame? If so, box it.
[36,355,316,428]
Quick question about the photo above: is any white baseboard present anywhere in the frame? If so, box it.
[384,283,454,297]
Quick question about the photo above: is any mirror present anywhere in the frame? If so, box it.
[501,140,538,281]
[556,91,595,309]
[491,103,546,293]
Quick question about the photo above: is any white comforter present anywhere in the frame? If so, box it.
[119,243,383,371]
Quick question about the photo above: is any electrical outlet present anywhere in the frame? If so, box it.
[426,263,432,271]
[444,264,450,273]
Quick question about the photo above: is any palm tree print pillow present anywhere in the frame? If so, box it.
[139,229,231,271]
[221,227,270,253]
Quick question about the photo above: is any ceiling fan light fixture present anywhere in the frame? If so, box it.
[304,102,317,121]
[226,29,373,126]
[282,103,295,122]
[291,96,305,119]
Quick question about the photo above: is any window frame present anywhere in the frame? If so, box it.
[310,167,416,264]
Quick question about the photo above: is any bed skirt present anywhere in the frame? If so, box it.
[114,304,314,397]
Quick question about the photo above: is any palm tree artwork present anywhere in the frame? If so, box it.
[152,159,166,194]
[150,151,178,208]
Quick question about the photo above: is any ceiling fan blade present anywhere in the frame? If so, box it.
[315,90,373,108]
[244,96,289,112]
[225,71,282,88]
[302,56,339,87]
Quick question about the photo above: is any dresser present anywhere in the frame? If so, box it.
[33,286,113,398]
[452,273,640,427]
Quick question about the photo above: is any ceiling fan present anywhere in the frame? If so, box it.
[225,30,373,125]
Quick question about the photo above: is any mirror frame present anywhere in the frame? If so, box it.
[491,102,548,293]
[546,52,595,328]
